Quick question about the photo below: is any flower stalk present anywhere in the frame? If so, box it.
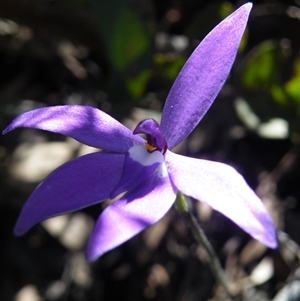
[175,191,233,300]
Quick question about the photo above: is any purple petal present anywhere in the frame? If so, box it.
[166,151,277,248]
[14,152,125,235]
[3,105,144,153]
[160,3,252,149]
[111,145,165,198]
[86,165,176,261]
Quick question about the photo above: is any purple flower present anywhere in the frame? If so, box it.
[3,3,277,261]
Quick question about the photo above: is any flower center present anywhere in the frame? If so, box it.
[145,142,157,152]
[133,119,168,154]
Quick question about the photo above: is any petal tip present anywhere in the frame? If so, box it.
[253,217,278,249]
[239,2,253,20]
[85,250,98,262]
[266,230,278,249]
[85,240,104,262]
[236,2,252,15]
[245,2,253,10]
[262,237,278,250]
[243,2,253,9]
[2,125,11,135]
[13,223,27,237]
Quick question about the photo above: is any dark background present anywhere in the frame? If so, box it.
[0,0,300,300]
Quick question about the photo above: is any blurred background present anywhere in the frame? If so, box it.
[0,0,300,300]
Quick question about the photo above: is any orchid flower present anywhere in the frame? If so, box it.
[3,3,277,261]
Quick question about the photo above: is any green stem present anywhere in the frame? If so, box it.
[175,191,233,300]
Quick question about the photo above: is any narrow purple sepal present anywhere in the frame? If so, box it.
[86,167,176,261]
[166,151,278,248]
[160,3,252,149]
[3,105,144,153]
[14,152,125,235]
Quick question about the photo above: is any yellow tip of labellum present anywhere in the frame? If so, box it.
[145,142,157,152]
